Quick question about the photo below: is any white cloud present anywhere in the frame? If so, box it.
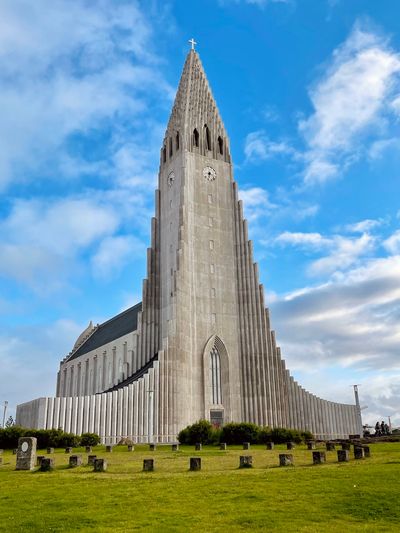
[299,23,400,185]
[270,255,400,372]
[244,130,296,163]
[0,196,120,290]
[0,319,83,412]
[309,233,375,276]
[2,198,118,254]
[0,0,171,190]
[92,235,146,279]
[239,187,277,221]
[383,229,400,255]
[368,137,400,159]
[275,231,330,248]
[219,0,290,6]
[303,158,339,186]
[275,230,376,276]
[345,219,383,233]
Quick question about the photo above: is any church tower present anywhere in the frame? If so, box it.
[155,49,242,435]
[17,47,362,442]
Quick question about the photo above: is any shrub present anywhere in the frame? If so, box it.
[178,420,215,445]
[220,422,260,444]
[81,433,100,447]
[258,426,272,444]
[0,427,82,449]
[269,427,308,444]
[0,426,26,449]
[301,431,313,442]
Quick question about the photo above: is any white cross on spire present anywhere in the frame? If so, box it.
[188,38,197,51]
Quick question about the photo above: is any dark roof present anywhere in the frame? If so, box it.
[102,353,158,393]
[67,302,142,361]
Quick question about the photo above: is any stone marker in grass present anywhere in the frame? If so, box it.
[337,450,349,462]
[127,445,134,452]
[195,443,202,451]
[243,442,250,450]
[69,455,82,467]
[36,455,45,467]
[105,445,113,453]
[266,442,274,450]
[326,442,335,451]
[307,441,316,450]
[47,447,54,454]
[354,446,365,460]
[190,457,201,471]
[85,446,92,453]
[239,456,253,468]
[94,459,107,472]
[40,458,54,472]
[341,442,351,451]
[149,444,156,451]
[220,443,227,450]
[88,455,97,466]
[286,442,295,450]
[279,454,294,466]
[143,459,154,472]
[171,444,179,452]
[363,445,371,458]
[16,437,37,471]
[312,451,326,464]
[65,447,72,454]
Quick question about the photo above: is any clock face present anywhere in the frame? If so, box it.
[21,442,29,452]
[168,171,175,187]
[203,166,216,182]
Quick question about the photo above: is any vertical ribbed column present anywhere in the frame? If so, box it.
[88,395,95,433]
[127,384,134,439]
[46,398,54,430]
[71,397,78,434]
[59,397,66,430]
[122,386,128,438]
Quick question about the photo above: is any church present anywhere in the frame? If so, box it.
[16,46,362,442]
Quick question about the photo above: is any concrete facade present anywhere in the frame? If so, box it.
[16,50,362,442]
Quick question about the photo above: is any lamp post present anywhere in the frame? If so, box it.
[2,401,8,428]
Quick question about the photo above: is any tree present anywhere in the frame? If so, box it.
[5,416,14,428]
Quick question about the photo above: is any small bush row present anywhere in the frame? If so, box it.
[178,420,313,445]
[0,426,100,449]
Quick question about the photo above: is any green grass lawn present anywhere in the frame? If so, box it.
[0,442,399,532]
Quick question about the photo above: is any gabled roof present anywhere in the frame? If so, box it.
[67,302,142,362]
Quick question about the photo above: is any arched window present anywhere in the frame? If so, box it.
[163,146,166,163]
[218,136,223,155]
[204,125,211,151]
[169,137,173,158]
[210,346,222,404]
[193,128,199,147]
[176,132,180,150]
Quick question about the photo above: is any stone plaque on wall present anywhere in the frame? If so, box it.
[16,437,37,470]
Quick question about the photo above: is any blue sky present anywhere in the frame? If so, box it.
[1,0,399,429]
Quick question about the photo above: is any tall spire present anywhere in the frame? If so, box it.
[164,50,230,162]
